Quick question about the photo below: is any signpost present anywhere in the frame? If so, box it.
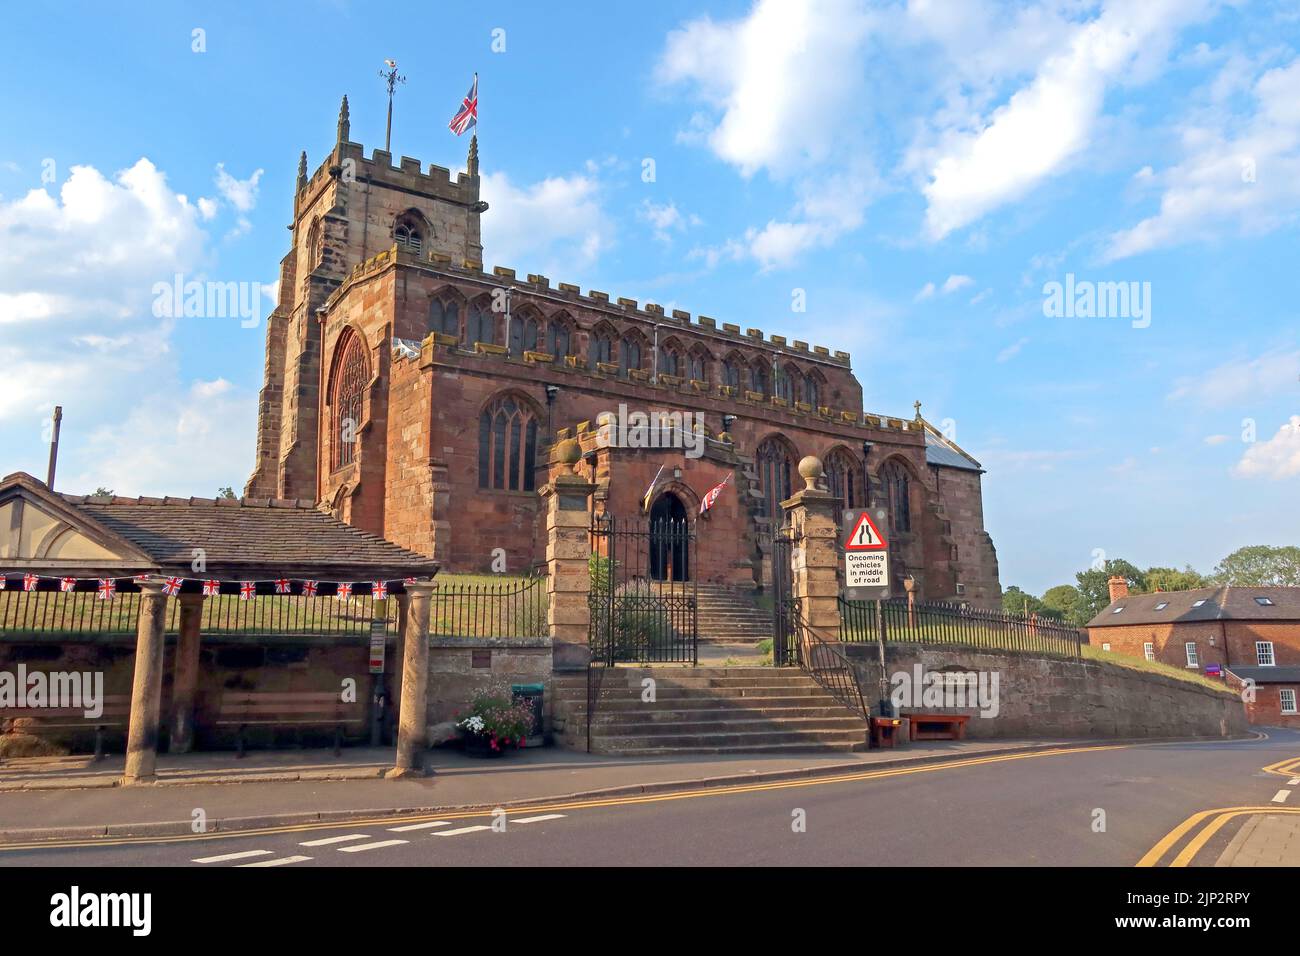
[368,616,387,746]
[841,505,894,718]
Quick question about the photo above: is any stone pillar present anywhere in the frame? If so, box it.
[170,593,204,754]
[122,581,168,785]
[388,580,433,778]
[540,437,595,671]
[781,456,842,637]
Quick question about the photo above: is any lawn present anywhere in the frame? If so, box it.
[1081,644,1232,692]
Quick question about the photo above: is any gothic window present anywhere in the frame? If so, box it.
[546,317,573,357]
[509,312,540,357]
[330,329,369,471]
[305,218,323,270]
[394,215,423,254]
[659,339,682,377]
[749,363,769,395]
[466,302,497,345]
[478,395,539,492]
[882,459,912,534]
[589,330,614,367]
[825,448,861,518]
[756,437,796,520]
[722,356,742,389]
[620,335,643,377]
[687,347,709,383]
[428,298,460,338]
[804,374,821,409]
[775,364,796,403]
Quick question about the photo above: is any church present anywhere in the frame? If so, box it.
[244,98,1002,607]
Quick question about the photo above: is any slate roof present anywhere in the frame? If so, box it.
[1225,665,1300,684]
[922,424,984,473]
[1087,586,1300,628]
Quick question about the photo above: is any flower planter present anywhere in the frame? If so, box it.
[462,732,521,758]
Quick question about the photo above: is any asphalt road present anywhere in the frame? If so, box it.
[3,728,1297,867]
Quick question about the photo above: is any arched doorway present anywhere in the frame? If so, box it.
[648,493,690,582]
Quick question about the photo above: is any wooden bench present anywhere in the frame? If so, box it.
[213,691,366,756]
[0,694,133,761]
[907,714,971,741]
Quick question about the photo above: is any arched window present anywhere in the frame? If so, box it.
[804,374,821,408]
[546,316,573,357]
[478,395,539,492]
[825,448,861,521]
[466,301,497,345]
[305,218,323,270]
[774,364,796,403]
[749,362,769,395]
[589,325,615,368]
[330,329,369,471]
[428,297,460,338]
[659,339,682,377]
[722,356,742,389]
[508,312,540,357]
[394,215,423,254]
[755,437,796,520]
[620,335,643,377]
[687,347,709,383]
[882,459,912,534]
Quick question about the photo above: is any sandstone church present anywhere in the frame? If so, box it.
[244,98,1002,607]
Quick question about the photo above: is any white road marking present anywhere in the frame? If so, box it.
[239,855,312,867]
[300,833,372,847]
[435,825,492,836]
[388,821,453,832]
[1272,789,1292,804]
[337,839,408,853]
[1289,778,1300,786]
[193,849,272,864]
[511,814,567,824]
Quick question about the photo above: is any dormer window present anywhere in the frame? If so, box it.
[1154,602,1168,611]
[1255,596,1275,606]
[1192,599,1207,607]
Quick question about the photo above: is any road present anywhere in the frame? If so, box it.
[3,729,1297,868]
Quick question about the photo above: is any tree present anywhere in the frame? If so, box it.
[1002,586,1046,618]
[216,486,237,499]
[1212,545,1300,587]
[1144,565,1206,593]
[1075,559,1147,622]
[92,486,114,497]
[1042,584,1083,625]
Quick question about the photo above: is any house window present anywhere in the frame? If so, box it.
[1255,596,1275,606]
[756,438,795,520]
[478,396,538,492]
[1257,641,1276,666]
[429,299,460,338]
[1101,642,1111,652]
[330,330,368,471]
[1192,599,1208,607]
[1143,643,1155,661]
[1185,643,1198,667]
[1282,689,1298,714]
[1154,602,1168,611]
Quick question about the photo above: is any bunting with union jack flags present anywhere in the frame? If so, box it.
[449,73,478,136]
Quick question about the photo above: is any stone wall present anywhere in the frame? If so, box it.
[846,643,1248,739]
[427,638,553,738]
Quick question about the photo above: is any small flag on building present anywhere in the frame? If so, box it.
[698,472,733,516]
[336,582,353,600]
[274,578,291,594]
[202,579,220,596]
[449,73,478,136]
[60,577,76,592]
[163,576,183,596]
[641,464,667,512]
[239,581,256,601]
[23,573,38,591]
[97,579,116,601]
[302,580,319,597]
[372,580,388,600]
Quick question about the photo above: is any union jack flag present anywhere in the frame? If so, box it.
[239,581,256,601]
[97,578,116,601]
[274,579,291,594]
[163,576,183,596]
[60,577,76,592]
[404,577,416,585]
[698,472,733,516]
[336,582,353,600]
[448,73,477,136]
[202,579,220,596]
[24,573,39,591]
[0,576,6,590]
[302,580,319,597]
[371,580,387,600]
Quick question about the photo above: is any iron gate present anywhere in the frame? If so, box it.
[588,514,698,665]
[771,524,800,666]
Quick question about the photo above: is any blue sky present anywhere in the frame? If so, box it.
[1,0,1298,595]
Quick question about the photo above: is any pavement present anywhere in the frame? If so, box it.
[0,736,1091,843]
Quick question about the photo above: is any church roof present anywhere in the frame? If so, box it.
[922,423,984,472]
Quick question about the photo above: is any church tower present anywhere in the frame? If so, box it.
[245,96,486,500]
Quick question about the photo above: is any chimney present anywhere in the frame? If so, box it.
[1107,575,1129,603]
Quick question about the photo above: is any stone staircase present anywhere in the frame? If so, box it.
[693,585,774,644]
[551,666,869,755]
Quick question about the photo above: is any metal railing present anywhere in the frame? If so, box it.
[794,607,869,723]
[430,575,548,639]
[838,597,1083,658]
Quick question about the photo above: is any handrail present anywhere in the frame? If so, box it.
[793,607,870,725]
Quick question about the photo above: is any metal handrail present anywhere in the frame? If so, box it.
[793,607,870,724]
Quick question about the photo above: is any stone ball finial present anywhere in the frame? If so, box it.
[798,455,824,491]
[550,437,581,469]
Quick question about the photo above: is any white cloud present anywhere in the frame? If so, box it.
[996,337,1030,362]
[638,200,700,243]
[1203,434,1230,445]
[914,282,936,301]
[214,163,264,213]
[1169,349,1300,407]
[1234,416,1300,479]
[918,0,1214,240]
[480,170,612,275]
[1104,58,1300,260]
[942,273,974,293]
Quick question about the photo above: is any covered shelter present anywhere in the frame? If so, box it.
[0,471,438,781]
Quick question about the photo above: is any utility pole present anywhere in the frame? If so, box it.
[46,405,62,490]
[379,59,406,153]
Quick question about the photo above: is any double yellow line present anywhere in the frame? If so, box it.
[1138,754,1300,866]
[0,744,1124,852]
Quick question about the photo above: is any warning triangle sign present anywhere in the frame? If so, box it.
[844,510,888,551]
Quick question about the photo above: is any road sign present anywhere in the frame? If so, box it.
[842,506,892,601]
[368,619,387,674]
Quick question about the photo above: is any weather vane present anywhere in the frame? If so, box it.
[379,58,406,153]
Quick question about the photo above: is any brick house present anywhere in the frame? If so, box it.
[244,98,1001,605]
[1086,577,1300,726]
